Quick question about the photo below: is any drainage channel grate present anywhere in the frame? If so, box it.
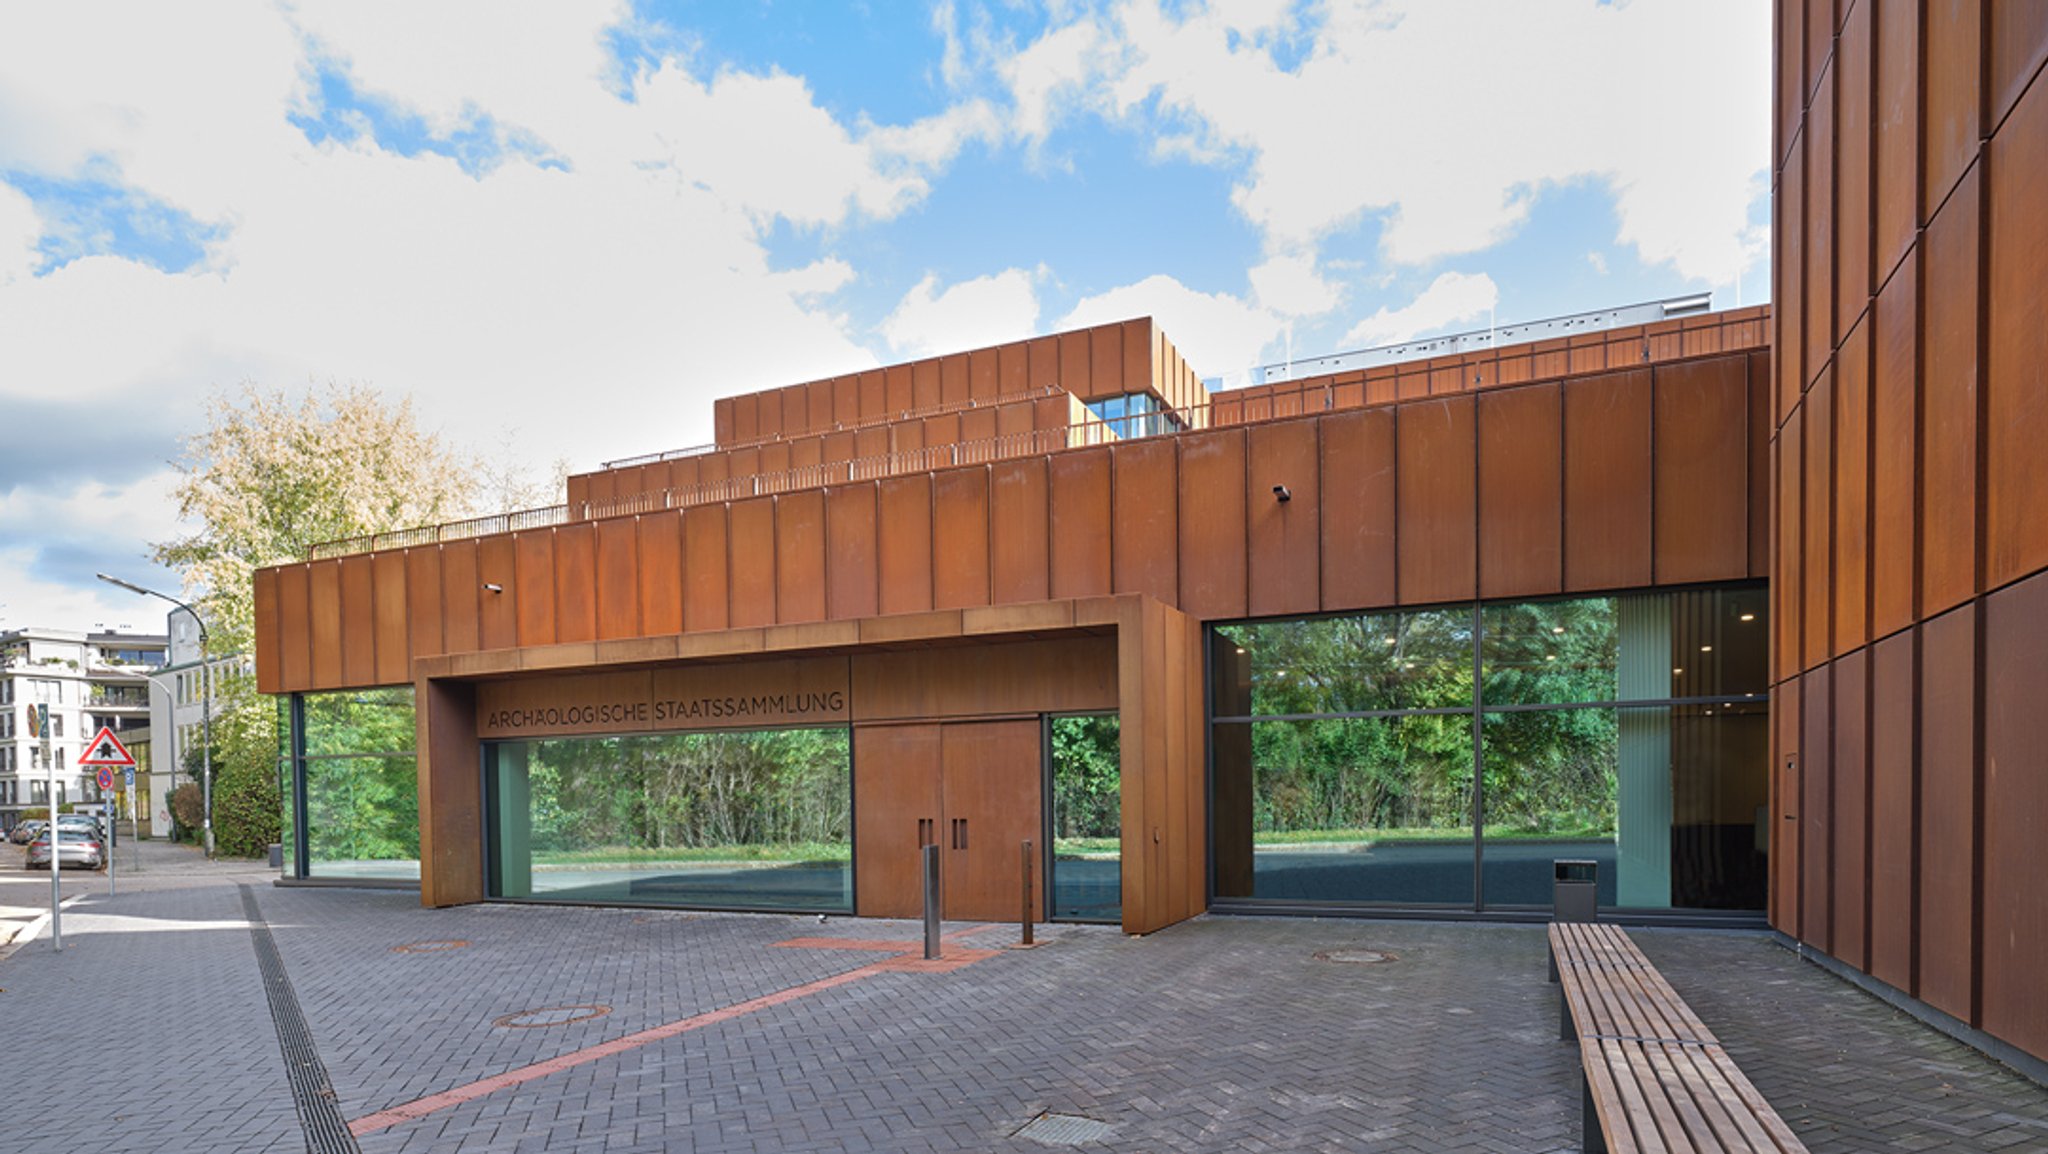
[1015,1112,1117,1146]
[1313,948,1397,965]
[241,884,360,1154]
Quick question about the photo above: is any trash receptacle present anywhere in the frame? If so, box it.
[268,843,284,869]
[1553,859,1597,923]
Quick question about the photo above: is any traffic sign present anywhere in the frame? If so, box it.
[96,766,115,792]
[78,726,136,768]
[125,767,136,790]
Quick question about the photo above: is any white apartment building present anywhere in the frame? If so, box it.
[143,607,252,839]
[0,626,165,831]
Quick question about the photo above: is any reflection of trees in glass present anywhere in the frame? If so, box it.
[1251,716,1472,837]
[1218,608,1473,715]
[303,688,416,757]
[1481,710,1618,838]
[305,756,420,862]
[1480,599,1620,706]
[1050,715,1119,842]
[525,728,851,858]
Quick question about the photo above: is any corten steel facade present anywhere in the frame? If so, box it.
[255,307,1776,936]
[1770,3,2048,1065]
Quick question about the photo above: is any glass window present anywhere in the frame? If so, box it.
[1214,716,1474,905]
[295,688,419,880]
[1214,607,1474,717]
[303,687,417,757]
[1048,714,1120,923]
[487,727,852,913]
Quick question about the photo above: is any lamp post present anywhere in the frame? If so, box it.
[97,574,212,858]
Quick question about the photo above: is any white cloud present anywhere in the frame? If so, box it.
[0,182,37,285]
[1248,251,1340,317]
[1013,0,1770,287]
[1060,274,1279,379]
[1341,271,1498,348]
[1002,19,1108,147]
[882,269,1042,359]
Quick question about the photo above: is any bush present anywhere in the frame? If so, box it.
[169,783,205,834]
[212,755,281,859]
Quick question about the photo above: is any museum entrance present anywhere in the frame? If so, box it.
[853,719,1044,922]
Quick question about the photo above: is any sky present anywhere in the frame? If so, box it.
[0,0,1771,638]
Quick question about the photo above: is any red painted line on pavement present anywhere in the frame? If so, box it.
[347,923,1007,1137]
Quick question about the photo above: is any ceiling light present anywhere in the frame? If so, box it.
[1673,668,1683,675]
[1552,626,1565,634]
[1701,645,1712,652]
[1739,613,1756,622]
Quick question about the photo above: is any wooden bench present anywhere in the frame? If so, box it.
[1549,923,1808,1153]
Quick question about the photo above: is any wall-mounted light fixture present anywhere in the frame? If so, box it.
[1272,484,1291,503]
[483,583,504,594]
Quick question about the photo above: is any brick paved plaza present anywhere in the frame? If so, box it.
[2,847,2044,1153]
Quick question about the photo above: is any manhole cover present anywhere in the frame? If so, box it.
[1015,1112,1116,1146]
[392,940,470,954]
[1313,948,1396,965]
[493,1005,612,1029]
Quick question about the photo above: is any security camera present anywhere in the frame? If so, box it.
[1272,485,1291,502]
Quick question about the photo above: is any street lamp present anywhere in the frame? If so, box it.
[97,573,213,858]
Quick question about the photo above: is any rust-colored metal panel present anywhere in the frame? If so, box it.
[877,475,934,615]
[1991,0,2048,125]
[278,565,313,693]
[479,536,519,651]
[1248,419,1321,616]
[853,723,941,918]
[1780,130,1807,418]
[1476,385,1562,600]
[1656,360,1752,587]
[1986,75,2048,589]
[726,496,776,629]
[337,555,374,688]
[989,458,1049,605]
[1803,370,1835,668]
[1048,448,1113,599]
[1111,438,1179,604]
[1838,0,1874,328]
[923,413,961,458]
[1834,321,1871,654]
[1122,319,1151,397]
[854,425,888,465]
[513,531,557,647]
[1779,0,1805,165]
[309,559,344,688]
[806,380,834,434]
[779,385,806,441]
[552,522,597,645]
[1396,397,1477,604]
[635,512,683,636]
[1806,0,1832,100]
[995,398,1033,442]
[1777,407,1806,679]
[1983,568,2048,1057]
[1805,61,1836,389]
[1027,335,1059,391]
[1799,663,1833,951]
[910,358,940,410]
[681,505,729,633]
[941,720,1044,921]
[1090,323,1123,398]
[774,490,827,625]
[997,340,1028,396]
[418,678,481,907]
[857,370,885,421]
[1832,649,1870,971]
[1749,351,1772,578]
[885,363,914,415]
[1562,371,1653,593]
[253,566,283,694]
[372,551,409,685]
[833,375,859,428]
[441,540,482,655]
[697,452,729,488]
[957,405,996,450]
[826,484,879,620]
[1174,428,1248,620]
[931,467,991,610]
[1771,678,1802,931]
[1921,166,1981,616]
[1918,604,1977,1022]
[1318,407,1397,612]
[1871,250,1917,638]
[565,473,590,507]
[713,397,734,447]
[1059,329,1093,399]
[939,353,969,407]
[758,440,791,483]
[1875,0,1920,281]
[852,636,1115,722]
[731,391,758,444]
[1924,0,1983,215]
[1868,629,1915,990]
[967,347,999,403]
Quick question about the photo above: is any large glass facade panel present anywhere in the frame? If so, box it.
[296,688,419,880]
[1213,607,1475,718]
[1048,714,1120,922]
[1211,584,1769,915]
[486,727,852,912]
[1213,716,1474,905]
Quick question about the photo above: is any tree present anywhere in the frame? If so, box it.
[152,381,517,857]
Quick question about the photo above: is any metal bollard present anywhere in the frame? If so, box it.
[1021,840,1034,946]
[922,843,941,960]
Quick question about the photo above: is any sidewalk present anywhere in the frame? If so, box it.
[1,873,2043,1152]
[0,835,275,957]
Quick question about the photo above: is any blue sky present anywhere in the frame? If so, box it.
[0,0,1770,634]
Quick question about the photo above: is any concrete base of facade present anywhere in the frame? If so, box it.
[1773,931,2048,1090]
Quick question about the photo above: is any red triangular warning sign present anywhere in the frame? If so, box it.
[78,725,136,768]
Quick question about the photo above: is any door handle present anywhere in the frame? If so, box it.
[950,817,968,850]
[918,818,934,847]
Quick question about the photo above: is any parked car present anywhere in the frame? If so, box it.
[26,828,104,870]
[11,819,48,846]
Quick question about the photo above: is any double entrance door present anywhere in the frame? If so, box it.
[854,719,1043,922]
